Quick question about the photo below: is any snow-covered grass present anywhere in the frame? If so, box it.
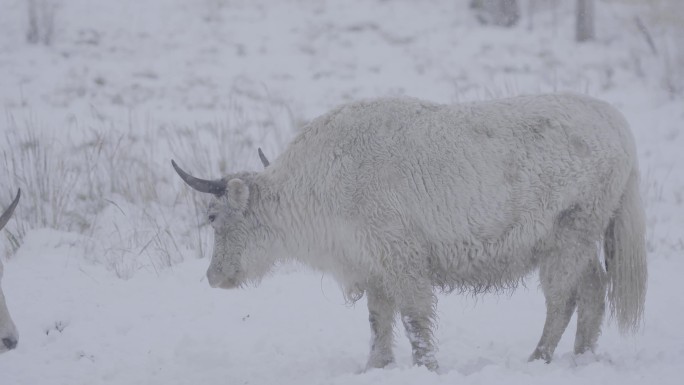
[0,0,683,384]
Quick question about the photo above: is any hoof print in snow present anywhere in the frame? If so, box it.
[77,350,96,362]
[45,320,69,335]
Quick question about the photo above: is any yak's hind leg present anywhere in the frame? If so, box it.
[529,239,596,363]
[366,285,397,369]
[399,284,438,371]
[529,266,577,363]
[574,257,606,356]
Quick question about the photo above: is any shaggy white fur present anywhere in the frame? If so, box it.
[0,262,19,354]
[0,190,20,354]
[175,93,647,370]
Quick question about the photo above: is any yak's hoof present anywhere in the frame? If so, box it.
[529,348,552,363]
[365,355,394,370]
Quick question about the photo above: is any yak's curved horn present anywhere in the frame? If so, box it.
[171,160,226,195]
[0,189,20,231]
[258,148,270,168]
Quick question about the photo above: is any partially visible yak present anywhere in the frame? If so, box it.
[173,93,646,370]
[0,189,20,354]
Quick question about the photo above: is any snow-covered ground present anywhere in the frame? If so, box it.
[1,0,683,384]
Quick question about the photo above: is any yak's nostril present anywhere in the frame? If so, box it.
[2,337,17,350]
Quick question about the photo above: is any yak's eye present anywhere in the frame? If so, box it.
[208,214,217,223]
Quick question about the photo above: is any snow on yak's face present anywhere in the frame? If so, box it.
[171,161,274,290]
[204,178,274,290]
[0,261,19,354]
[205,182,249,289]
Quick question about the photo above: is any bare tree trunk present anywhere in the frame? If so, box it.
[576,0,595,42]
[527,0,536,31]
[26,0,56,45]
[470,0,520,28]
[27,0,39,44]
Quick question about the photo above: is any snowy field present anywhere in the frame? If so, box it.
[1,0,683,384]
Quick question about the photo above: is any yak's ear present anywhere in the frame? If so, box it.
[226,178,249,211]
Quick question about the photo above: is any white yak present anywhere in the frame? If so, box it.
[0,189,20,354]
[173,93,646,370]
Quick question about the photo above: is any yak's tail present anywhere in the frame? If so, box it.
[604,168,648,333]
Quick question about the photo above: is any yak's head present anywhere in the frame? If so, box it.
[0,189,20,354]
[172,154,275,289]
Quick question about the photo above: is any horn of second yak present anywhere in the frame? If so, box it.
[0,189,20,231]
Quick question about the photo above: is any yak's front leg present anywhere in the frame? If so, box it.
[366,285,397,369]
[400,290,439,371]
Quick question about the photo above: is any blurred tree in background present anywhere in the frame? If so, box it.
[471,0,596,42]
[470,0,521,27]
[26,0,56,45]
[576,0,595,41]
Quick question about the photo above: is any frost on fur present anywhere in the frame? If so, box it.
[0,189,20,354]
[174,93,647,369]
